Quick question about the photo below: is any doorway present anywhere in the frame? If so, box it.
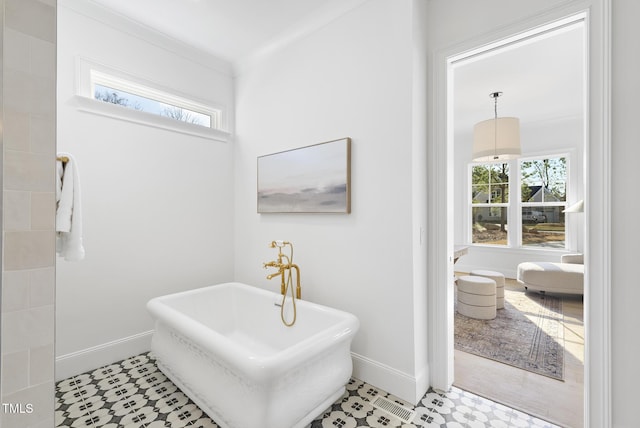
[444,13,587,428]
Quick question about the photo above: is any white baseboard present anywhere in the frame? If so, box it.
[55,330,153,381]
[56,332,428,405]
[351,352,427,405]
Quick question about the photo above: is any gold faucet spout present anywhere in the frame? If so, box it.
[266,272,282,280]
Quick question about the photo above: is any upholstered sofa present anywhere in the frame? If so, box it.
[516,254,584,295]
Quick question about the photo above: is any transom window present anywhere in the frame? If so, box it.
[91,70,221,129]
[73,57,229,141]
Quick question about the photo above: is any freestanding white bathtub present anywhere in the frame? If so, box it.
[147,282,359,428]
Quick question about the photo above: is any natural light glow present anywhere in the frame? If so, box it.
[91,70,220,129]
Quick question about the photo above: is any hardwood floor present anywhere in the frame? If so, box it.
[453,277,584,428]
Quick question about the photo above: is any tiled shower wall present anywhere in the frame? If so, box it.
[2,0,57,426]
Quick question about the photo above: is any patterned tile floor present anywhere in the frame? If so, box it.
[56,353,560,428]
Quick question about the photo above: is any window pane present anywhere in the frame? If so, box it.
[472,207,508,245]
[490,163,509,203]
[472,163,509,203]
[548,178,567,201]
[472,165,490,185]
[472,185,489,203]
[521,183,534,202]
[160,105,211,127]
[94,84,145,110]
[490,184,509,203]
[94,84,212,127]
[491,163,509,184]
[521,157,567,203]
[521,206,565,248]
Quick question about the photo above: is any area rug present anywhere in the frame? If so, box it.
[455,288,564,380]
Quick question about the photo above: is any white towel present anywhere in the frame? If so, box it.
[56,152,85,261]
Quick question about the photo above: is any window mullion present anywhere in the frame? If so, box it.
[512,159,521,248]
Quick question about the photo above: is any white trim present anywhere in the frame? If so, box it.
[70,95,231,142]
[584,0,612,425]
[351,352,424,405]
[55,331,154,381]
[430,2,611,427]
[428,33,454,391]
[410,0,430,407]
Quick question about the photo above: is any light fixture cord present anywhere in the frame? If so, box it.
[494,95,498,157]
[491,92,502,160]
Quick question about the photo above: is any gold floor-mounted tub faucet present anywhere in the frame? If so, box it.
[263,240,301,326]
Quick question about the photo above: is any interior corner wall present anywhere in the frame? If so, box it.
[2,0,56,426]
[55,3,235,378]
[233,0,422,403]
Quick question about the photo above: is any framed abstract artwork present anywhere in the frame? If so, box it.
[257,138,351,213]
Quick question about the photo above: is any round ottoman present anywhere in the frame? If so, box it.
[470,269,505,309]
[457,275,496,320]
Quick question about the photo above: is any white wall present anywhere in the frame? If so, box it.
[233,0,427,403]
[55,1,235,378]
[454,116,585,277]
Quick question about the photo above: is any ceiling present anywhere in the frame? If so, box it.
[453,22,585,136]
[87,0,585,134]
[89,0,369,67]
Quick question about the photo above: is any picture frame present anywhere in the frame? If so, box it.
[257,138,351,213]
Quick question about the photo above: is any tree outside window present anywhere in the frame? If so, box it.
[93,83,214,128]
[471,162,509,245]
[520,157,567,248]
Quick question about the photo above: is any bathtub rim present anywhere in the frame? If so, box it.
[147,281,359,380]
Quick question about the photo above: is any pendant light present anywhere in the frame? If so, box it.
[472,92,521,161]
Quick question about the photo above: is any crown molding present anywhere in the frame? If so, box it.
[59,0,233,76]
